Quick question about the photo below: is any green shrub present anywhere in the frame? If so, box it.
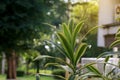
[52,69,65,80]
[17,70,25,77]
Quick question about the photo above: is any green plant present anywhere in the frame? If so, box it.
[35,20,97,80]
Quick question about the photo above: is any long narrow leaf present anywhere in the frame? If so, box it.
[97,52,113,58]
[104,56,110,71]
[45,63,60,68]
[97,62,119,68]
[34,55,51,61]
[72,21,84,46]
[68,19,74,34]
[46,40,66,57]
[62,23,72,44]
[87,65,101,75]
[57,33,74,63]
[62,23,74,56]
[109,40,120,48]
[36,55,75,73]
[79,72,101,80]
[80,26,98,42]
[43,23,56,30]
[74,43,88,65]
[45,63,73,73]
[55,57,75,73]
[116,31,120,39]
[78,62,96,71]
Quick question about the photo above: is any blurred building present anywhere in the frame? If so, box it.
[97,0,120,47]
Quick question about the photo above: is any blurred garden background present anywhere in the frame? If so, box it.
[0,0,118,80]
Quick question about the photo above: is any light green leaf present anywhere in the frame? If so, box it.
[72,21,84,46]
[109,40,120,48]
[80,26,98,42]
[79,72,101,80]
[43,23,56,30]
[57,32,74,63]
[62,23,74,54]
[87,65,101,75]
[74,43,88,65]
[68,19,74,34]
[62,23,72,44]
[116,31,120,39]
[45,63,60,68]
[34,55,51,61]
[36,55,75,73]
[45,63,73,73]
[78,62,96,71]
[47,40,66,57]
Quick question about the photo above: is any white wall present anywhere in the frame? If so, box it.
[97,0,120,47]
[81,58,119,74]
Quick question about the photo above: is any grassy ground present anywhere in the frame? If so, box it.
[0,75,55,80]
[0,75,103,80]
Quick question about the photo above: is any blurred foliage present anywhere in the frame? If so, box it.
[44,0,68,26]
[70,1,98,34]
[0,0,45,51]
[69,1,107,57]
[0,0,68,77]
[84,32,109,57]
[0,0,68,52]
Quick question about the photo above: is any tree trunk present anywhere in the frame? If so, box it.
[1,52,5,74]
[35,61,40,80]
[6,50,17,80]
[36,61,40,73]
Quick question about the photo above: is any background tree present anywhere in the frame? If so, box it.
[0,0,68,79]
[44,0,68,26]
[70,1,98,34]
[0,0,42,79]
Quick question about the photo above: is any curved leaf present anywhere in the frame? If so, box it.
[87,65,101,75]
[62,23,74,55]
[62,23,72,44]
[68,19,74,34]
[116,31,120,39]
[45,63,74,73]
[80,26,98,42]
[57,32,74,63]
[55,57,75,72]
[109,40,120,48]
[46,40,66,57]
[43,23,56,30]
[35,55,75,73]
[78,72,101,80]
[72,21,84,46]
[74,43,88,65]
[78,62,96,72]
[34,55,51,61]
